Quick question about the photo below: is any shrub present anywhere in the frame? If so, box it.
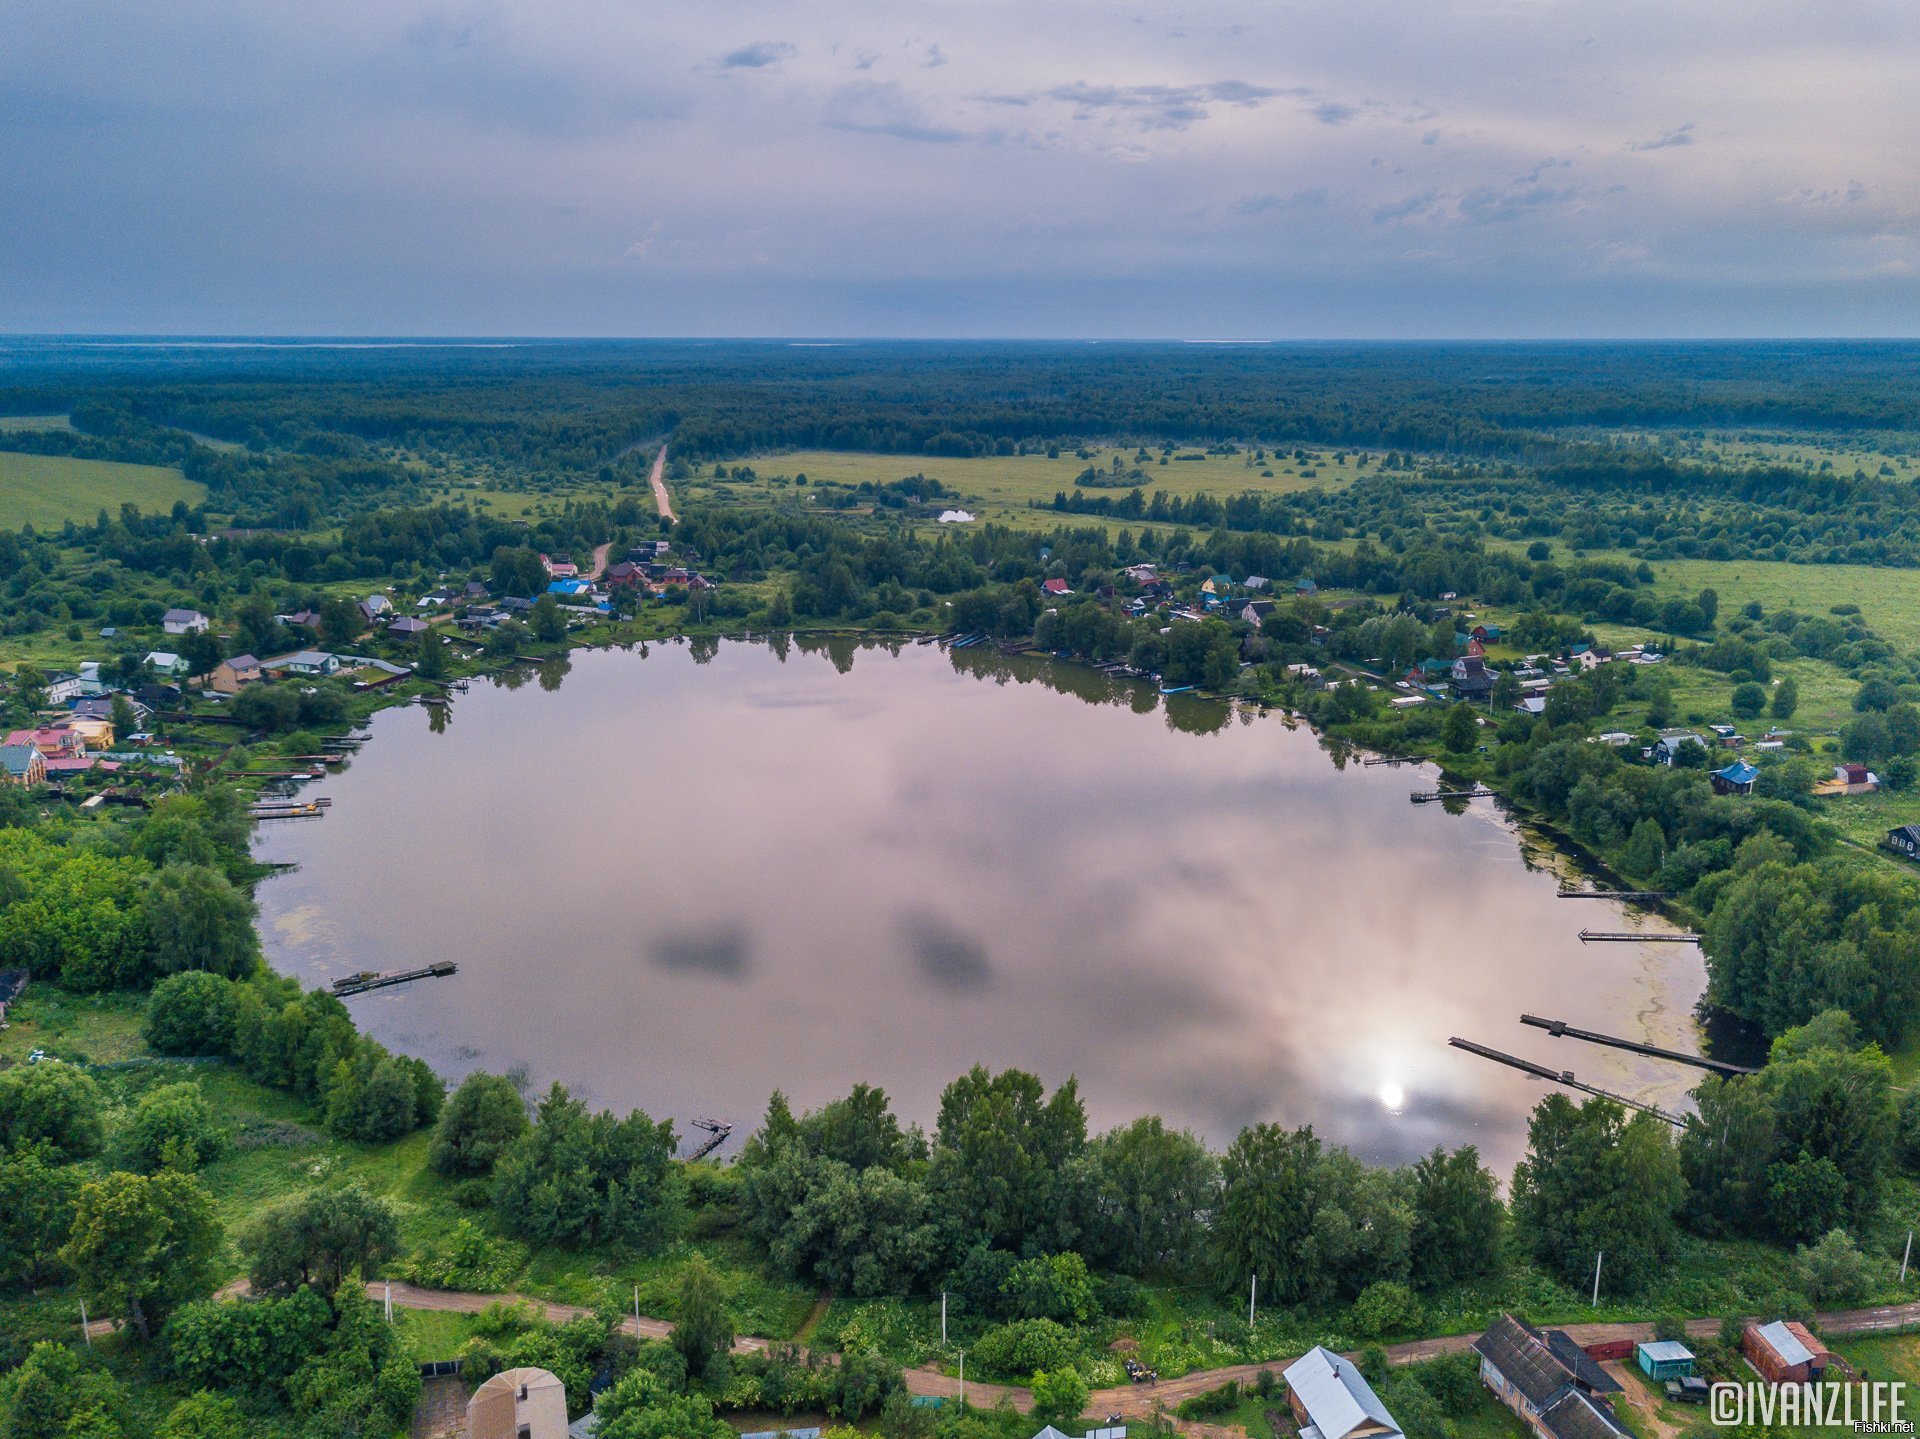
[1000,1252,1096,1324]
[1349,1280,1424,1339]
[0,1061,105,1160]
[164,1286,332,1392]
[1178,1380,1242,1419]
[157,1392,247,1439]
[144,972,240,1056]
[1032,1367,1092,1426]
[967,1317,1078,1379]
[1795,1228,1879,1304]
[429,1072,529,1177]
[116,1082,228,1173]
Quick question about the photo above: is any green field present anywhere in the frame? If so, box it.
[0,414,74,434]
[693,445,1360,528]
[0,450,204,530]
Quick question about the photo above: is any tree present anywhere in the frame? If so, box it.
[141,864,259,979]
[1407,1146,1502,1290]
[494,1083,682,1250]
[1794,1228,1878,1304]
[144,971,239,1056]
[245,1183,401,1297]
[157,1393,247,1439]
[324,1049,437,1142]
[1622,817,1667,877]
[1731,683,1767,719]
[0,1061,105,1161]
[0,1142,81,1291]
[929,1066,1087,1254]
[1771,676,1799,720]
[1030,1367,1091,1427]
[1084,1115,1218,1274]
[671,1255,734,1383]
[531,594,568,643]
[1215,1123,1323,1303]
[60,1170,223,1340]
[1000,1252,1096,1324]
[1510,1095,1683,1294]
[115,1082,228,1173]
[1441,703,1478,752]
[429,1071,529,1177]
[414,630,447,679]
[0,1343,130,1439]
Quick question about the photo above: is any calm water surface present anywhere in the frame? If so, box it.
[254,637,1705,1172]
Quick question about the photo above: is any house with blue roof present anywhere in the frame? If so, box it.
[1712,759,1760,796]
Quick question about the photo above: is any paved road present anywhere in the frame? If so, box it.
[649,445,675,524]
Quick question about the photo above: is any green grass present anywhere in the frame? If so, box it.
[0,414,74,434]
[0,451,204,530]
[690,446,1359,531]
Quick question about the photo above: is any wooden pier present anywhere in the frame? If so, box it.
[249,797,333,820]
[1557,888,1676,900]
[1448,1037,1691,1127]
[1578,928,1700,944]
[1520,1014,1757,1076]
[1411,786,1493,803]
[332,962,458,998]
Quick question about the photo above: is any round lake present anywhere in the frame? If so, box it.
[253,637,1706,1172]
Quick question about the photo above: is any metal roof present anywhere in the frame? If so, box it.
[1637,1341,1694,1363]
[1756,1321,1814,1366]
[1283,1346,1400,1439]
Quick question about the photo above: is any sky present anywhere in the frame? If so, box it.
[2,0,1917,338]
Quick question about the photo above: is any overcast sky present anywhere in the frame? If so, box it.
[3,0,1916,338]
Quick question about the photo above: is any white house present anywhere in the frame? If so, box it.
[162,608,209,635]
[1283,1346,1402,1439]
[144,651,190,678]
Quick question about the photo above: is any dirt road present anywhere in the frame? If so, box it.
[649,445,674,524]
[587,541,612,581]
[83,1277,1920,1418]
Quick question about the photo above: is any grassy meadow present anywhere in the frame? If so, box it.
[0,450,204,530]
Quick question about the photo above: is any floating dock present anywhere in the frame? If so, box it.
[1557,888,1676,900]
[1411,786,1493,803]
[332,962,458,998]
[1520,1014,1757,1076]
[1578,929,1699,944]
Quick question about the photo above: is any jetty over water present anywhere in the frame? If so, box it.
[1520,1013,1757,1076]
[332,962,457,998]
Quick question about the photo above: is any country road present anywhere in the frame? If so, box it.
[81,1278,1920,1416]
[649,444,674,523]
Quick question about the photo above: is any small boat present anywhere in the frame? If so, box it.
[1159,684,1195,695]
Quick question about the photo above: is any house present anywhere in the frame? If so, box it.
[540,555,578,579]
[357,594,392,623]
[1474,1315,1627,1439]
[60,716,114,750]
[210,655,264,693]
[1516,696,1546,716]
[463,579,490,599]
[1471,623,1505,642]
[162,607,209,635]
[1711,760,1759,796]
[43,671,86,705]
[547,578,592,598]
[1652,732,1706,765]
[604,560,648,588]
[1283,1345,1401,1439]
[1743,1321,1830,1385]
[625,540,670,561]
[1886,825,1920,861]
[468,1366,569,1439]
[262,650,341,678]
[1295,577,1318,596]
[1451,656,1497,700]
[1229,599,1277,626]
[276,609,322,630]
[145,651,190,678]
[1041,578,1073,597]
[0,744,46,786]
[7,728,87,759]
[135,683,180,710]
[1635,1341,1694,1382]
[1820,762,1879,795]
[388,617,431,638]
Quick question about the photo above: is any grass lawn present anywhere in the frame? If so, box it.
[691,446,1359,530]
[0,451,204,530]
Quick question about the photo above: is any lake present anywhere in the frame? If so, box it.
[253,636,1707,1173]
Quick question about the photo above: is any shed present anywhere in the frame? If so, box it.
[1635,1341,1694,1382]
[1743,1321,1829,1385]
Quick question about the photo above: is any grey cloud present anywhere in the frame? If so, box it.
[1313,101,1358,125]
[1628,122,1695,152]
[924,43,947,68]
[1233,187,1329,216]
[719,41,796,70]
[1006,80,1296,132]
[823,81,964,143]
[899,910,993,993]
[653,927,752,979]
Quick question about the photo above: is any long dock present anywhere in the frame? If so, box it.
[1579,929,1700,944]
[1448,1037,1691,1127]
[1411,786,1493,803]
[1557,889,1676,900]
[1520,1014,1757,1076]
[332,962,457,998]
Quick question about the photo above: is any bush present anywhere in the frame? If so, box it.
[144,972,240,1056]
[1178,1380,1242,1419]
[0,1060,105,1160]
[1795,1228,1879,1304]
[157,1391,247,1439]
[1731,683,1767,719]
[1349,1280,1424,1339]
[429,1071,529,1177]
[1409,1351,1481,1416]
[116,1081,229,1173]
[1032,1367,1092,1426]
[967,1317,1078,1379]
[164,1286,332,1392]
[1000,1252,1096,1324]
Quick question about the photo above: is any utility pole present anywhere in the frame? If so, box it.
[1591,1251,1604,1307]
[958,1351,965,1409]
[384,1282,393,1324]
[1249,1274,1257,1327]
[942,1291,948,1347]
[1903,1231,1913,1284]
[79,1299,91,1347]
[634,1285,641,1334]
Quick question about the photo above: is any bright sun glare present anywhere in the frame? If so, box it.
[1378,1080,1406,1113]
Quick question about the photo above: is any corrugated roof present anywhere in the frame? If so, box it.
[1283,1346,1400,1439]
[1473,1315,1573,1410]
[1539,1389,1631,1439]
[1756,1321,1814,1366]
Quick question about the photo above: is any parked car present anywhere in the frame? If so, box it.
[1665,1378,1711,1405]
